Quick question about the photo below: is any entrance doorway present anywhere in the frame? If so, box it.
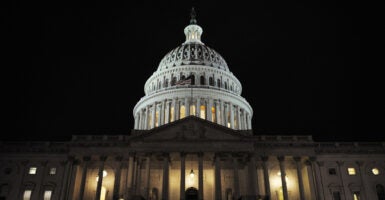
[185,187,198,200]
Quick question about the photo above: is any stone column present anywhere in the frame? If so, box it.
[236,106,241,130]
[136,159,142,195]
[165,101,170,124]
[232,156,240,200]
[145,155,151,200]
[180,153,186,200]
[304,159,318,200]
[220,101,225,126]
[313,158,326,200]
[247,114,252,130]
[113,156,123,200]
[144,106,149,129]
[294,157,305,200]
[224,104,229,127]
[162,153,170,200]
[356,161,368,200]
[172,98,176,122]
[161,100,165,125]
[207,98,213,122]
[215,101,220,124]
[196,98,201,118]
[230,103,234,129]
[95,156,107,200]
[127,153,135,197]
[185,98,190,117]
[36,161,48,200]
[261,156,271,198]
[65,158,79,200]
[214,154,222,200]
[152,102,156,128]
[175,99,180,120]
[198,152,204,200]
[134,113,138,129]
[336,161,347,199]
[60,157,75,200]
[79,156,90,200]
[138,110,142,129]
[278,156,289,200]
[248,154,259,196]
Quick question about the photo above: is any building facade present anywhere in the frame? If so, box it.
[1,9,385,200]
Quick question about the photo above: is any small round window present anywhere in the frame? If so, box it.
[372,168,380,175]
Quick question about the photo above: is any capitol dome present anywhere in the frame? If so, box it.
[133,8,253,131]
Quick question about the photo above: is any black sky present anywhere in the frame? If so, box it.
[3,1,384,142]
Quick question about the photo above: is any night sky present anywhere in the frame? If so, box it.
[3,1,384,142]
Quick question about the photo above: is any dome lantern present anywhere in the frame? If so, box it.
[184,7,203,44]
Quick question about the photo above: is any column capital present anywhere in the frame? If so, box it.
[83,156,91,162]
[115,155,123,162]
[356,161,364,167]
[129,152,136,157]
[309,156,317,162]
[293,156,302,162]
[100,156,108,162]
[277,156,285,162]
[261,156,269,162]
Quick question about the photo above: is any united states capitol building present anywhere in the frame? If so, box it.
[1,9,385,200]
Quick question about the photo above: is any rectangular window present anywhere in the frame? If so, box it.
[190,104,196,116]
[180,105,186,119]
[348,167,356,175]
[44,190,52,200]
[23,190,32,200]
[29,167,37,175]
[332,191,341,200]
[170,106,174,122]
[200,105,206,119]
[49,167,56,175]
[329,168,337,175]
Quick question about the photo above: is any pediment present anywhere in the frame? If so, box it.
[129,116,251,142]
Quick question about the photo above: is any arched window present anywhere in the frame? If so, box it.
[191,75,195,85]
[181,75,186,80]
[164,79,169,88]
[217,79,221,88]
[209,77,214,86]
[230,85,233,92]
[200,76,205,85]
[224,82,228,89]
[171,77,177,86]
[377,184,385,200]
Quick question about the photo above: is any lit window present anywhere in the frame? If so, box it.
[348,168,356,175]
[29,167,37,175]
[44,190,52,200]
[200,105,206,119]
[180,105,186,119]
[372,168,380,175]
[23,190,32,200]
[49,168,56,175]
[190,105,196,116]
[353,191,360,200]
[211,106,216,122]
